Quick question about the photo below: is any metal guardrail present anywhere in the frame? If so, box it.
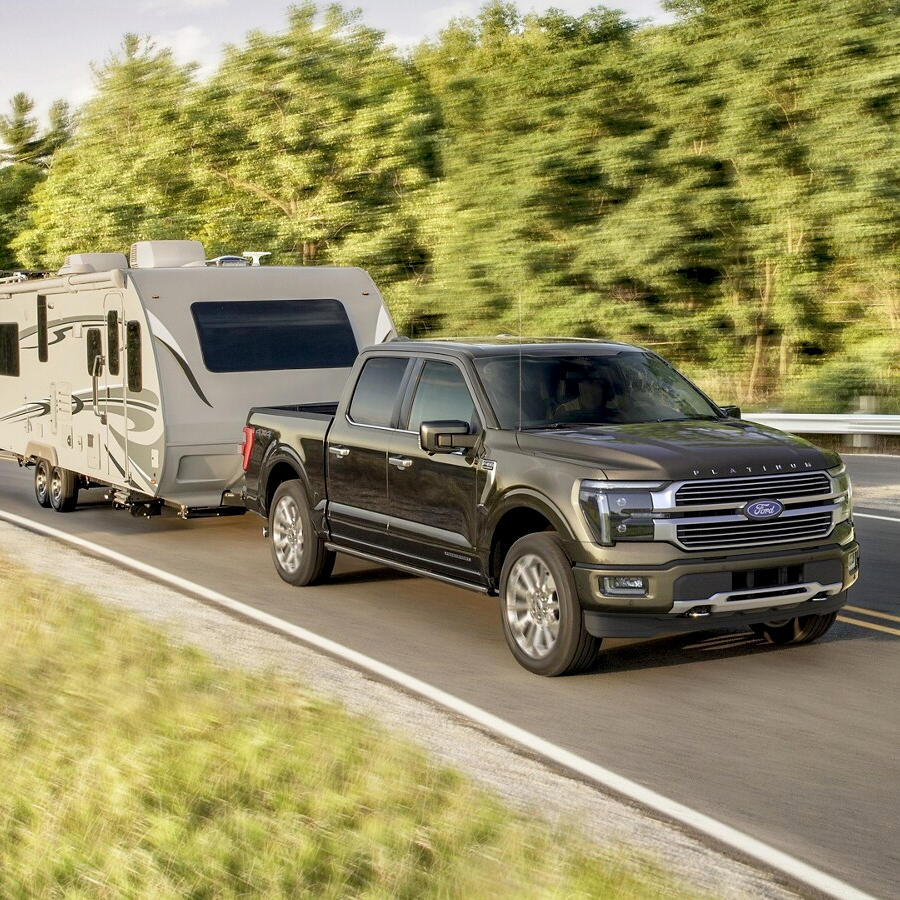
[744,413,900,435]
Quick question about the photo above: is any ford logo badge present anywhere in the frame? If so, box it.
[744,499,784,520]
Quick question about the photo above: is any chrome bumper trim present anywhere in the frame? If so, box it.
[669,580,844,616]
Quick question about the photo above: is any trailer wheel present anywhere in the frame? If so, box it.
[269,480,335,586]
[49,466,79,512]
[34,459,52,507]
[499,532,601,676]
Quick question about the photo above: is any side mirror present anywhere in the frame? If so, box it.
[419,420,478,454]
[720,405,741,419]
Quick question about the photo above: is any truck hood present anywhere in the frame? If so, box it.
[514,418,839,481]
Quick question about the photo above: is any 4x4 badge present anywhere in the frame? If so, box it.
[744,499,784,520]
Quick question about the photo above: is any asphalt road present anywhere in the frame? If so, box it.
[1,454,897,898]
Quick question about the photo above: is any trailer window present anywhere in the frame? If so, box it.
[0,323,19,376]
[127,321,142,392]
[191,299,358,373]
[37,295,48,362]
[86,328,102,375]
[107,311,120,376]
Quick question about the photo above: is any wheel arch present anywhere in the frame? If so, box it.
[24,442,59,467]
[486,490,577,589]
[260,447,309,515]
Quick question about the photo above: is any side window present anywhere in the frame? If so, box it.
[107,311,120,376]
[37,295,48,362]
[347,357,409,428]
[407,361,477,431]
[86,328,102,375]
[126,321,142,392]
[0,323,20,376]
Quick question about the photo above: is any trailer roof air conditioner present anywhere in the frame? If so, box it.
[58,252,129,275]
[130,240,206,269]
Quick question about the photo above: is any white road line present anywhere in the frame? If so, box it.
[0,507,879,900]
[855,511,900,523]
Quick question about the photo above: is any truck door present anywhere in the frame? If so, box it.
[325,355,412,554]
[385,359,485,584]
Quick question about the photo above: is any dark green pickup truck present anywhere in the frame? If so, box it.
[241,340,859,675]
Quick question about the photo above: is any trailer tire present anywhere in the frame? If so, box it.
[269,480,335,586]
[34,458,52,507]
[49,466,79,512]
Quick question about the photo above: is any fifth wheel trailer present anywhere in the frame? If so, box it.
[0,240,395,516]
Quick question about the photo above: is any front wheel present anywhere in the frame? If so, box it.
[34,458,52,507]
[49,466,78,512]
[269,480,335,586]
[499,533,601,676]
[750,611,838,645]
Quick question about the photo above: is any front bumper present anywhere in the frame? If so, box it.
[573,540,859,639]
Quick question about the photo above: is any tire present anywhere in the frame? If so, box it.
[269,480,335,586]
[34,458,52,507]
[49,466,79,512]
[750,611,838,645]
[499,532,601,676]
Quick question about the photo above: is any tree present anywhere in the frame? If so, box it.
[13,36,199,267]
[190,3,437,303]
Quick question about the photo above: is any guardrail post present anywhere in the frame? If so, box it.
[851,396,877,449]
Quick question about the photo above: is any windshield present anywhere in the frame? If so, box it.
[473,351,722,429]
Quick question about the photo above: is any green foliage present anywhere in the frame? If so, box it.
[3,0,900,408]
[0,93,72,267]
[190,3,436,298]
[0,561,702,899]
[12,35,200,267]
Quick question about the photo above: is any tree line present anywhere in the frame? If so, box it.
[2,0,899,411]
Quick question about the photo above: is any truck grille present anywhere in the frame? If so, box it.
[675,472,831,506]
[677,511,834,550]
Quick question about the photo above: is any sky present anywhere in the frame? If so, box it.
[2,0,666,122]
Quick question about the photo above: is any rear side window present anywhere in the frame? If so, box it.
[0,323,19,376]
[347,357,409,427]
[407,361,477,431]
[191,299,358,373]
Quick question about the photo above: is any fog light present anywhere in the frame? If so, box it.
[847,548,859,574]
[601,575,648,597]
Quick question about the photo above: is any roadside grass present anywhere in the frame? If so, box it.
[0,559,705,900]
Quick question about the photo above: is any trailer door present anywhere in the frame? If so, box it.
[99,293,129,481]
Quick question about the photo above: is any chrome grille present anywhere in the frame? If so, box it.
[675,472,831,506]
[677,511,834,550]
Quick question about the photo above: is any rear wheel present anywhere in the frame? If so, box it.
[269,480,335,586]
[49,466,79,512]
[499,532,601,676]
[34,458,51,507]
[750,612,838,645]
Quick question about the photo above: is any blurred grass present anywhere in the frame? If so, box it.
[0,557,707,900]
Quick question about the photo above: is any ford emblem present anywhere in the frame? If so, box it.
[744,499,784,520]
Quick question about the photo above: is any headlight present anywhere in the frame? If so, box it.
[828,463,852,524]
[579,481,662,545]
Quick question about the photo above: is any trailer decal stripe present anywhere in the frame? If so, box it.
[146,310,213,409]
[157,341,214,408]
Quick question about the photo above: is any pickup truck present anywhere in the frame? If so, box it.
[241,339,859,676]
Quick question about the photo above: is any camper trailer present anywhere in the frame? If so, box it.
[0,240,395,516]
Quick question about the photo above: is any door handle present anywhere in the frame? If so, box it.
[328,445,350,458]
[388,455,412,470]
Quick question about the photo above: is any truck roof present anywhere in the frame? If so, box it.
[372,338,645,359]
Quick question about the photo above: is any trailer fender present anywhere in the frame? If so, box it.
[24,442,59,467]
